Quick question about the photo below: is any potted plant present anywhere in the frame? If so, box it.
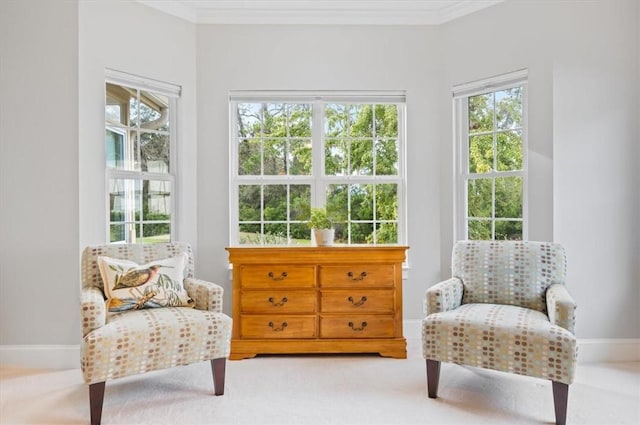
[307,207,334,246]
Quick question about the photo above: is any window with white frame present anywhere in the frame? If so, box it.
[104,70,179,243]
[229,92,406,246]
[454,70,528,240]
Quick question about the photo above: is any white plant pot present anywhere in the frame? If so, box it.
[313,228,335,246]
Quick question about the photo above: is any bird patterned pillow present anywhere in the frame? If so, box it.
[98,253,195,313]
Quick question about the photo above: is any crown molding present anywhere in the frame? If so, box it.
[136,0,503,25]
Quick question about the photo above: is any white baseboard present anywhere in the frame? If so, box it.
[1,324,638,370]
[404,319,639,364]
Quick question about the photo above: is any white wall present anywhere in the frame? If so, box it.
[195,24,444,319]
[551,0,639,338]
[439,0,639,338]
[0,0,79,345]
[0,0,197,362]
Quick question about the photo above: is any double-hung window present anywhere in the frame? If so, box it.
[454,70,528,240]
[104,70,179,243]
[229,91,406,246]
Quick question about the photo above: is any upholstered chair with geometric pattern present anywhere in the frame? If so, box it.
[422,241,577,425]
[80,242,232,425]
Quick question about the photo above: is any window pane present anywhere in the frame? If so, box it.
[325,139,347,176]
[495,220,522,240]
[375,104,398,138]
[132,132,140,171]
[237,103,262,138]
[289,185,311,221]
[495,87,522,130]
[109,178,143,244]
[469,134,493,173]
[376,222,398,244]
[264,103,286,136]
[129,94,138,127]
[105,129,125,169]
[496,131,522,171]
[325,104,348,137]
[327,184,349,223]
[375,139,398,175]
[239,223,261,245]
[349,105,373,137]
[351,222,374,244]
[287,104,312,137]
[333,222,347,244]
[105,83,128,126]
[239,185,261,221]
[350,184,373,221]
[140,132,169,173]
[139,91,169,131]
[143,180,171,219]
[264,139,286,175]
[109,178,141,220]
[239,138,261,175]
[350,139,373,176]
[495,176,522,218]
[376,184,397,220]
[468,178,492,218]
[469,93,493,133]
[110,224,125,243]
[264,185,287,221]
[290,223,311,245]
[289,139,312,175]
[142,223,170,243]
[264,223,288,245]
[468,219,491,240]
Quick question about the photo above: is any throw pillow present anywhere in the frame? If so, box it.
[98,253,194,313]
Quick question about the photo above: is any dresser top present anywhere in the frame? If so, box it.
[226,246,409,264]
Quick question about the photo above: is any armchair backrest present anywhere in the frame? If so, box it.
[452,240,566,313]
[81,242,195,291]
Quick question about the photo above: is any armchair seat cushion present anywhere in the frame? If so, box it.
[81,307,232,385]
[422,303,577,384]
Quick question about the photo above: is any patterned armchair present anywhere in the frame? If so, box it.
[80,243,232,425]
[422,241,577,425]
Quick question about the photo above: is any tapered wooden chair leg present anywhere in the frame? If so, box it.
[211,358,226,396]
[426,359,441,399]
[89,381,105,425]
[552,381,569,425]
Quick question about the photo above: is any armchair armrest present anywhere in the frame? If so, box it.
[81,287,106,337]
[424,277,464,315]
[184,277,224,312]
[546,283,577,334]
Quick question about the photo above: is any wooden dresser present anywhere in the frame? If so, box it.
[226,246,408,360]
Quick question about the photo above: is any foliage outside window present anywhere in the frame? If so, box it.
[230,93,405,246]
[455,72,527,240]
[105,74,178,243]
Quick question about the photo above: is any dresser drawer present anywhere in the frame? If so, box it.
[320,289,394,313]
[319,315,395,338]
[240,315,317,339]
[318,265,395,287]
[240,265,315,288]
[240,290,317,314]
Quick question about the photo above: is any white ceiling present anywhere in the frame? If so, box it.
[136,0,504,25]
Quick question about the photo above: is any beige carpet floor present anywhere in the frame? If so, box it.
[1,340,638,425]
